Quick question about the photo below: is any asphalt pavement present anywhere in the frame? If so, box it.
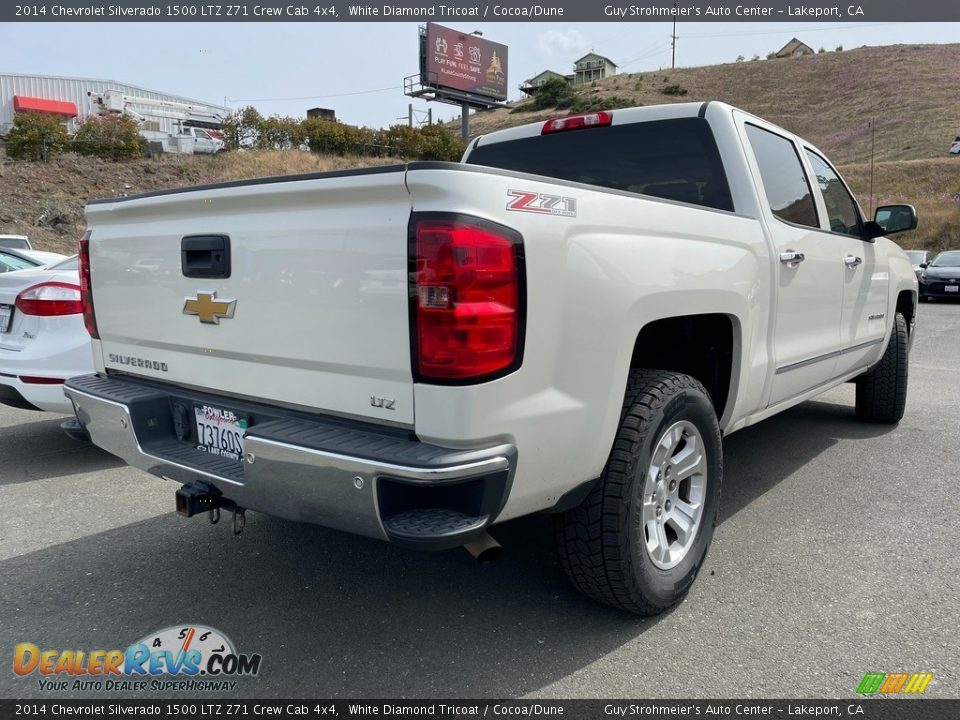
[1,303,958,700]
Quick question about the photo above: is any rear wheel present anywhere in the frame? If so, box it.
[855,312,909,423]
[554,369,722,615]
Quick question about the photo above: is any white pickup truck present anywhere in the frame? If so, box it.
[65,102,918,614]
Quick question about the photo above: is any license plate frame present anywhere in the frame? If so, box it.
[194,403,248,462]
[0,304,12,334]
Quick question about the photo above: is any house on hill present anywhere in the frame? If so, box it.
[520,53,618,96]
[573,53,618,85]
[519,69,572,96]
[775,38,815,58]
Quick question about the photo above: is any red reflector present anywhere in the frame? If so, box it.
[19,376,65,385]
[541,111,613,135]
[15,282,82,316]
[78,231,99,339]
[412,216,524,382]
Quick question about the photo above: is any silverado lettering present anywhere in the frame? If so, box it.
[107,354,168,372]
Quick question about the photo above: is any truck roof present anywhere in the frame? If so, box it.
[469,100,828,170]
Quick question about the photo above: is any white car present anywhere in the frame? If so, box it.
[0,256,93,413]
[0,247,68,271]
[0,234,33,250]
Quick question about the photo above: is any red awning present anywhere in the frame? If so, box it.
[13,95,78,117]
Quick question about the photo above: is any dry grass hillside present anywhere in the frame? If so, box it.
[472,43,960,166]
[2,44,958,256]
[0,151,392,255]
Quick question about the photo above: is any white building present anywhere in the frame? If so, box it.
[0,72,226,138]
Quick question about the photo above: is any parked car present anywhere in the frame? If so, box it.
[919,249,960,300]
[0,234,32,250]
[0,246,67,270]
[66,102,917,614]
[0,249,43,274]
[0,256,94,413]
[950,136,960,155]
[904,250,929,277]
[187,127,225,155]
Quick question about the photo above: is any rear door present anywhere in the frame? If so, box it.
[738,118,843,406]
[801,148,889,376]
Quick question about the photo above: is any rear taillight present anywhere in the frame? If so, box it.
[78,230,99,339]
[411,215,525,382]
[541,111,613,135]
[15,282,83,316]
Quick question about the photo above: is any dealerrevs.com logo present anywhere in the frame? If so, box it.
[14,624,262,693]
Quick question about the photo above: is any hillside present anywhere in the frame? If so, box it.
[1,150,956,257]
[0,152,391,255]
[3,40,959,259]
[471,43,960,165]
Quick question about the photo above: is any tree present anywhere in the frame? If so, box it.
[73,115,143,160]
[220,106,264,149]
[4,111,69,161]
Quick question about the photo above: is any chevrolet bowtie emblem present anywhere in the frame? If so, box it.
[183,291,237,324]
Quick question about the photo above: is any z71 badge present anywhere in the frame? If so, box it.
[506,189,577,217]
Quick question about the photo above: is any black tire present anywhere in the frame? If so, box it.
[855,312,909,423]
[554,369,722,615]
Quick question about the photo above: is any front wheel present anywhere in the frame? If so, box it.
[554,369,722,615]
[855,312,909,423]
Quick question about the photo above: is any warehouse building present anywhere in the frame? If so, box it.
[0,72,226,138]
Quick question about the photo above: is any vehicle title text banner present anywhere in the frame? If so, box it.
[4,0,959,22]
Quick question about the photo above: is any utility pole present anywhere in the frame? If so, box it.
[671,4,678,69]
[868,120,876,215]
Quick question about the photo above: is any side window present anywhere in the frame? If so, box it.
[804,150,863,237]
[745,124,818,228]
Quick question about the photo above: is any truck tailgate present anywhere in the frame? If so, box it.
[85,166,415,425]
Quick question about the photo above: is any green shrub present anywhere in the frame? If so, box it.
[72,115,143,160]
[661,84,688,97]
[411,125,465,161]
[527,77,577,110]
[302,119,377,155]
[259,114,304,150]
[5,111,69,161]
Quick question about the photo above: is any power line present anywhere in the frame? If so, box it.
[226,86,401,103]
[682,23,887,39]
[618,42,673,69]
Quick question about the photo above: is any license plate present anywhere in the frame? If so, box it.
[0,304,11,333]
[946,285,958,293]
[194,404,247,462]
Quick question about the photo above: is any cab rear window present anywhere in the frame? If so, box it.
[466,117,734,212]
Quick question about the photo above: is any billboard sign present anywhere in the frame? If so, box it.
[422,23,508,101]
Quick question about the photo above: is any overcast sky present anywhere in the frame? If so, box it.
[2,21,957,127]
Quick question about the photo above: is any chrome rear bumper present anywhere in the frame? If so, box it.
[64,374,515,549]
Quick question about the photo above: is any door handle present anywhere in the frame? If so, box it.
[844,255,862,268]
[779,250,805,267]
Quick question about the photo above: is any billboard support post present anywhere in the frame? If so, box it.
[461,102,469,141]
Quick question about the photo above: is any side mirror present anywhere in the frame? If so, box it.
[919,262,928,269]
[868,204,918,239]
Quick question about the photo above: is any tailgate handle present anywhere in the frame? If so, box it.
[181,235,231,279]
